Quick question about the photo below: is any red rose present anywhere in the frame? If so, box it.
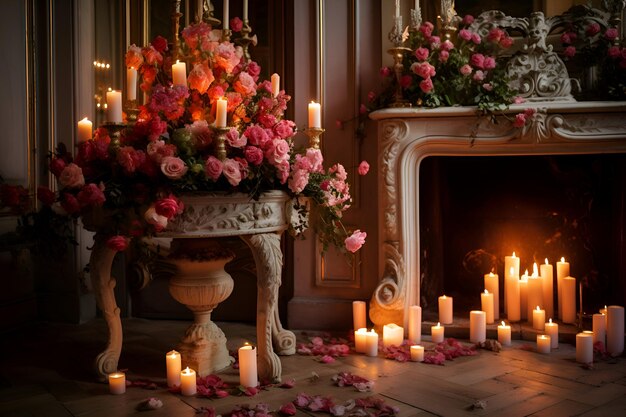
[152,35,168,53]
[49,158,66,177]
[61,193,80,215]
[77,183,106,207]
[106,235,129,251]
[155,195,184,219]
[37,186,56,206]
[230,17,243,32]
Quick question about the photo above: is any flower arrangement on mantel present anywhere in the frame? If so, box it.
[0,18,367,255]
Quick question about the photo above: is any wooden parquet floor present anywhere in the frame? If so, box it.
[0,318,624,417]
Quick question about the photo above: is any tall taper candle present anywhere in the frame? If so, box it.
[519,271,528,321]
[481,290,494,324]
[223,0,229,27]
[506,266,520,322]
[592,313,606,346]
[484,272,499,320]
[126,67,137,101]
[527,263,544,321]
[271,73,280,97]
[562,276,576,324]
[556,257,570,319]
[243,0,248,21]
[540,259,554,322]
[606,305,624,356]
[504,252,520,316]
[216,97,228,127]
[408,305,422,343]
[352,300,366,330]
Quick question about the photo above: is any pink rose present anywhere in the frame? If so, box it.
[147,140,176,164]
[144,206,168,231]
[106,235,129,251]
[205,156,223,180]
[155,194,184,219]
[345,230,367,253]
[288,169,310,193]
[244,125,270,147]
[276,160,290,184]
[487,28,504,43]
[117,146,146,174]
[462,15,474,25]
[58,163,85,188]
[414,47,429,61]
[367,91,376,102]
[77,183,106,207]
[160,156,188,179]
[244,146,264,166]
[470,53,485,69]
[233,71,257,96]
[439,50,449,63]
[586,23,601,36]
[429,36,441,49]
[483,56,496,70]
[460,64,472,76]
[419,22,434,38]
[500,36,513,48]
[419,77,434,93]
[605,28,618,41]
[61,193,80,215]
[265,139,290,165]
[230,17,243,32]
[609,46,621,58]
[564,46,576,58]
[222,159,242,186]
[410,62,436,79]
[358,160,370,176]
[274,120,295,139]
[441,40,454,51]
[380,66,392,77]
[188,64,215,94]
[513,96,525,104]
[306,148,324,173]
[482,83,493,91]
[226,128,247,148]
[246,61,261,78]
[513,113,527,128]
[473,70,485,81]
[459,29,472,41]
[471,33,481,44]
[142,45,163,65]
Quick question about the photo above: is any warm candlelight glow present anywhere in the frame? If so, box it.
[489,272,494,277]
[549,318,552,323]
[561,256,565,262]
[532,263,539,277]
[484,289,488,294]
[512,251,516,257]
[536,305,540,311]
[545,258,549,265]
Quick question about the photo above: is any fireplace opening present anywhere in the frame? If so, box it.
[419,153,626,320]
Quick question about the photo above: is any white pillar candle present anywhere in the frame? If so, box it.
[562,276,577,324]
[606,305,624,356]
[532,306,545,331]
[77,117,93,143]
[545,319,559,349]
[222,0,229,27]
[497,321,511,346]
[537,335,551,354]
[308,101,321,128]
[172,60,187,87]
[576,331,594,364]
[216,97,228,127]
[238,344,258,388]
[504,252,520,315]
[271,73,280,97]
[481,290,494,324]
[364,329,378,357]
[469,310,487,344]
[507,268,520,322]
[431,322,445,343]
[484,272,499,320]
[243,0,248,21]
[352,300,366,330]
[180,367,197,396]
[106,89,123,123]
[354,328,367,353]
[519,272,528,321]
[383,323,404,347]
[410,345,424,362]
[592,313,606,346]
[540,259,554,322]
[408,305,422,344]
[527,265,544,321]
[438,295,453,324]
[556,257,570,319]
[126,67,137,101]
[166,350,182,387]
[108,371,126,395]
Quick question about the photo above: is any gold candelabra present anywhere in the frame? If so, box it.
[305,127,325,150]
[387,15,411,107]
[215,127,229,160]
[125,100,140,125]
[235,20,255,62]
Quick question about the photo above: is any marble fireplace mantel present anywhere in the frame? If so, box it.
[368,101,626,328]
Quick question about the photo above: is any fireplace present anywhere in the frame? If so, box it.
[369,102,626,328]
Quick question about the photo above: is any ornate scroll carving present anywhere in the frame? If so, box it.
[380,121,409,242]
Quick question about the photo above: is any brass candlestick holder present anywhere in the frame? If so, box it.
[222,28,232,42]
[125,100,140,125]
[387,16,411,108]
[200,0,221,27]
[215,127,229,160]
[305,127,325,150]
[170,0,183,61]
[236,21,255,62]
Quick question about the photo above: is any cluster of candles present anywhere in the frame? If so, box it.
[108,344,258,395]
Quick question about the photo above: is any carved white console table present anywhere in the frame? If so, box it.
[368,102,626,329]
[90,190,296,382]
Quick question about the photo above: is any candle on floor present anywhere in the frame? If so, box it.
[77,117,93,143]
[576,331,594,364]
[383,323,404,348]
[172,60,187,87]
[545,318,559,349]
[540,259,554,321]
[166,350,182,387]
[507,267,521,322]
[481,290,494,324]
[308,101,321,128]
[410,345,424,362]
[532,306,545,331]
[592,313,606,346]
[498,321,511,346]
[562,276,577,324]
[438,295,453,324]
[352,301,366,330]
[108,371,126,395]
[537,335,551,354]
[527,264,544,321]
[271,73,280,97]
[106,89,123,123]
[606,305,625,356]
[180,367,197,396]
[504,252,520,316]
[216,97,228,127]
[484,272,499,320]
[238,343,258,388]
[470,310,487,343]
[431,322,445,343]
[408,305,422,344]
[556,257,570,319]
[519,271,528,321]
[365,329,378,357]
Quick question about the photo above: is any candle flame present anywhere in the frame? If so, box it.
[536,305,540,311]
[501,321,506,326]
[532,263,539,277]
[437,322,441,327]
[545,258,549,265]
[484,289,489,294]
[176,59,180,64]
[549,318,552,323]
[182,367,191,374]
[81,117,90,122]
[512,251,516,257]
[605,305,607,309]
[489,272,494,277]
[525,269,529,276]
[561,256,565,262]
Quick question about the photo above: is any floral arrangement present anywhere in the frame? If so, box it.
[1,19,367,255]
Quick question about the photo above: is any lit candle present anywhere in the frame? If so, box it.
[606,305,624,356]
[172,60,187,87]
[484,272,499,320]
[352,300,366,331]
[532,306,545,331]
[438,295,453,324]
[410,345,424,362]
[431,322,444,343]
[562,276,576,324]
[271,73,280,97]
[222,0,229,27]
[126,67,137,101]
[108,371,126,395]
[504,252,520,310]
[592,313,606,346]
[383,323,404,348]
[545,318,559,349]
[364,329,378,357]
[106,89,123,123]
[481,290,494,324]
[166,350,182,387]
[576,331,594,364]
[507,266,521,322]
[537,334,551,354]
[308,101,321,128]
[216,97,228,127]
[408,305,422,344]
[469,310,486,344]
[243,0,248,21]
[497,321,511,346]
[354,328,367,353]
[238,343,258,388]
[599,305,608,316]
[77,117,93,143]
[556,257,570,319]
[180,367,197,396]
[519,271,528,321]
[527,263,544,321]
[540,259,554,321]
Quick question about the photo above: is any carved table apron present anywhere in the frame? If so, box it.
[90,191,296,382]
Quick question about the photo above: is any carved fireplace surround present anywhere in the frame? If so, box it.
[368,102,626,328]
